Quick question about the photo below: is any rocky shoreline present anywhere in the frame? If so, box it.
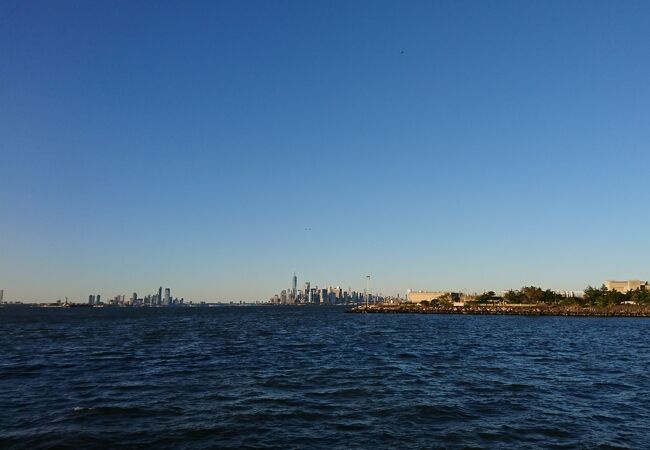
[349,304,650,317]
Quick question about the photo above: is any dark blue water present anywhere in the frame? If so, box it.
[1,306,650,449]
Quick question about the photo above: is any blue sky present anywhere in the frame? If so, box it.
[1,1,649,302]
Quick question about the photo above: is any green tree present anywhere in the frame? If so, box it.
[504,290,525,304]
[629,288,650,305]
[434,293,454,307]
[541,289,563,304]
[475,291,498,304]
[521,286,545,303]
[584,285,606,306]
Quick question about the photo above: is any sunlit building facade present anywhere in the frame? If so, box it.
[606,280,649,293]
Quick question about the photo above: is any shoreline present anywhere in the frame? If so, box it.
[349,304,650,317]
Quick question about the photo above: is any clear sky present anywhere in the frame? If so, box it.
[1,1,649,302]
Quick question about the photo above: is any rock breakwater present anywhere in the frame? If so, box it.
[349,304,650,317]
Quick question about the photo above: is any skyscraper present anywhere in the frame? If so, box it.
[158,286,163,306]
[292,273,297,293]
[164,288,171,305]
[88,294,94,305]
[0,289,4,303]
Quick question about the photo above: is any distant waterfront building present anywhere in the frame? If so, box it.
[0,289,4,303]
[88,294,95,305]
[290,274,297,302]
[269,279,375,306]
[164,288,171,305]
[406,290,460,303]
[96,294,101,304]
[555,290,584,298]
[606,280,649,293]
[304,282,310,302]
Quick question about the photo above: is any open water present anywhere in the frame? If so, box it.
[1,306,650,449]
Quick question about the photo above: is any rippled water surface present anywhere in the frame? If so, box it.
[2,306,650,449]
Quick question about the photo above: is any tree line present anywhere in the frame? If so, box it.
[471,285,650,307]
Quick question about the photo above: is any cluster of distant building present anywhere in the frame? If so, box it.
[88,287,186,307]
[268,274,401,305]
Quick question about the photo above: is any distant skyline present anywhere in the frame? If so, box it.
[2,1,650,302]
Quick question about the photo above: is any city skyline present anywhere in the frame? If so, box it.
[1,273,644,305]
[2,1,650,302]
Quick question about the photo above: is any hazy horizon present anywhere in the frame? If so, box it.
[2,1,649,303]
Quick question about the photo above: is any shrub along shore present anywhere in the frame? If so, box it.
[349,303,650,317]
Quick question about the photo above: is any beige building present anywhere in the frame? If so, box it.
[606,280,649,293]
[406,290,460,303]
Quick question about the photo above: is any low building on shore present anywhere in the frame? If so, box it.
[406,290,460,303]
[606,280,649,293]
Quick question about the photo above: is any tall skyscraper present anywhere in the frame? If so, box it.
[96,294,101,304]
[292,273,297,294]
[164,288,171,305]
[158,287,163,306]
[0,289,4,303]
[88,294,94,305]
